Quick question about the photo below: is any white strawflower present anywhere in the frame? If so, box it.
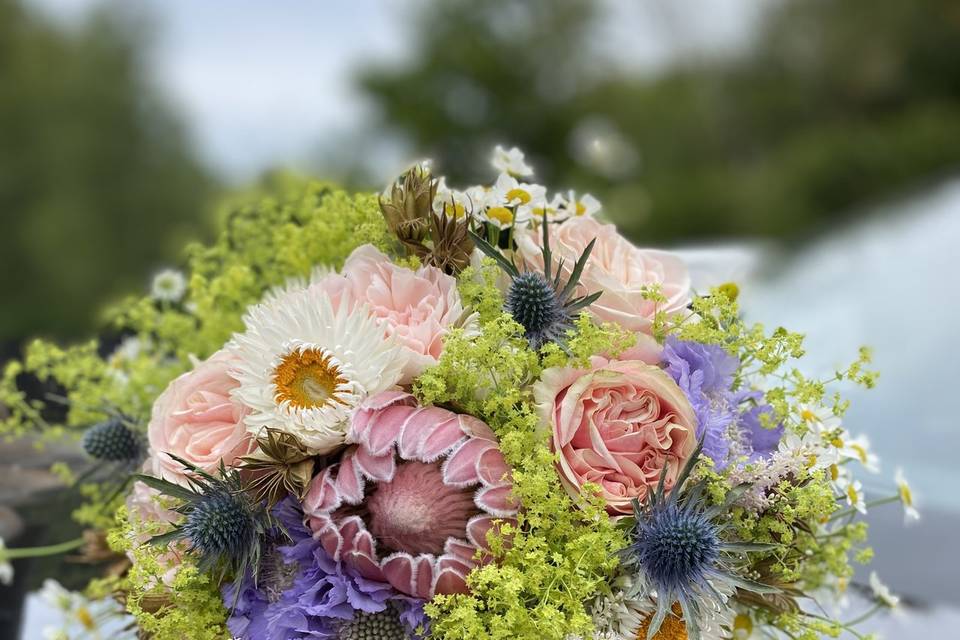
[491,145,534,177]
[150,268,187,302]
[229,286,405,454]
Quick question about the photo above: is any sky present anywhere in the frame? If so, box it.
[25,0,766,182]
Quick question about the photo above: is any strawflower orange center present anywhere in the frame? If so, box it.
[273,348,347,409]
[636,603,688,640]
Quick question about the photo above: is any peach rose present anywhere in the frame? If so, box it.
[337,244,475,383]
[146,350,255,485]
[534,358,697,515]
[516,217,691,333]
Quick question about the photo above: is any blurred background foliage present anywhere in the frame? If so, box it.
[359,0,960,242]
[0,0,214,345]
[1,0,959,343]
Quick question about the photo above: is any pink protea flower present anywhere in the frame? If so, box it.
[301,391,517,599]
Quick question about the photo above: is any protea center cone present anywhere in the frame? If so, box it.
[302,391,517,599]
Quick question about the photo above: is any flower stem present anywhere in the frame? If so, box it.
[2,537,85,560]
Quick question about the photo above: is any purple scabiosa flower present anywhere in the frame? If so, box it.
[661,337,739,466]
[661,337,782,467]
[224,499,428,640]
[737,390,784,461]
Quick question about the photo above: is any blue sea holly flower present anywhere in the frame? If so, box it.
[622,441,778,640]
[470,212,602,350]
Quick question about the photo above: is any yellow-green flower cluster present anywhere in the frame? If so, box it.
[415,278,633,639]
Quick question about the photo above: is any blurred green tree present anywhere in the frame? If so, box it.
[0,0,214,343]
[360,0,960,242]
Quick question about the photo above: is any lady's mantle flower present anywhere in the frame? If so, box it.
[303,391,517,598]
[894,468,919,523]
[622,444,777,640]
[229,285,405,454]
[491,145,534,177]
[150,268,187,302]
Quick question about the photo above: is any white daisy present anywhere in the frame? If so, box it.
[869,571,900,608]
[837,432,880,473]
[836,476,867,514]
[491,145,534,177]
[0,537,13,586]
[229,286,406,454]
[150,268,187,302]
[433,177,474,219]
[480,173,547,229]
[894,468,920,523]
[797,404,842,434]
[554,190,602,220]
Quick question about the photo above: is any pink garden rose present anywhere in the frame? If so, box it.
[516,217,691,334]
[534,357,698,515]
[333,244,474,383]
[146,350,255,485]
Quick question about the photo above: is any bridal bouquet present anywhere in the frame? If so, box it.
[0,148,916,640]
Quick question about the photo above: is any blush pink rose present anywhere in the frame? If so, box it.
[534,358,698,515]
[334,244,475,383]
[146,350,255,486]
[516,217,691,334]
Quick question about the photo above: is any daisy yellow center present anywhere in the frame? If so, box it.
[847,483,860,504]
[851,443,868,464]
[899,483,913,507]
[830,464,840,481]
[506,187,531,204]
[273,349,347,409]
[76,606,95,630]
[637,603,687,640]
[733,613,753,636]
[576,201,587,215]
[831,436,844,448]
[801,409,816,421]
[487,206,514,225]
[443,201,466,218]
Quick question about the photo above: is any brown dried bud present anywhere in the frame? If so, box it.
[379,164,437,249]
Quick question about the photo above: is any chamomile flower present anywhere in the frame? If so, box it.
[836,476,867,514]
[483,173,547,228]
[433,177,473,219]
[150,268,187,302]
[837,432,880,473]
[0,536,13,586]
[796,404,842,434]
[894,468,920,523]
[229,286,406,454]
[39,579,134,638]
[555,190,602,220]
[491,145,534,177]
[869,571,900,608]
